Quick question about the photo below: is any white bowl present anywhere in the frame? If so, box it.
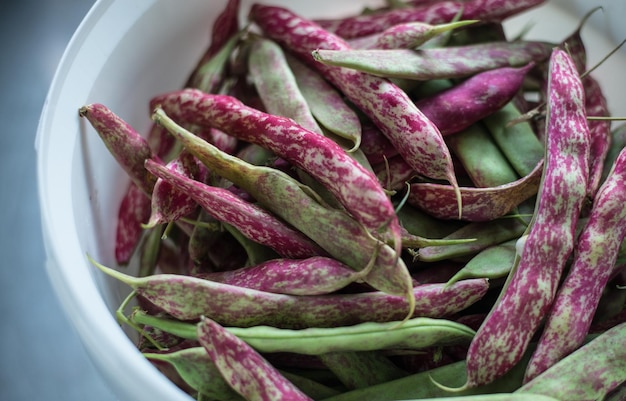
[36,1,626,400]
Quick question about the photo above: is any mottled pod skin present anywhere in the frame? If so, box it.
[407,159,543,221]
[79,103,160,265]
[197,317,314,401]
[145,159,323,260]
[114,181,151,265]
[146,151,204,227]
[311,41,552,81]
[313,0,546,39]
[249,4,461,210]
[150,89,403,259]
[196,256,363,296]
[349,20,477,50]
[150,107,414,301]
[524,147,626,382]
[92,256,488,328]
[517,322,626,401]
[79,103,158,195]
[463,48,590,388]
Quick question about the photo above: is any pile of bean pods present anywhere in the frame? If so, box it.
[80,0,626,400]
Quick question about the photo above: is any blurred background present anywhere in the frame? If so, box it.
[0,1,118,400]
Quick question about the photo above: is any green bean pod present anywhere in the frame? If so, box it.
[446,124,520,187]
[445,238,518,286]
[483,101,545,177]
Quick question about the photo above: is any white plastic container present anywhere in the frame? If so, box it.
[36,1,626,400]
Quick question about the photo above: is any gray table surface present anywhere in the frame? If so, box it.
[0,1,119,399]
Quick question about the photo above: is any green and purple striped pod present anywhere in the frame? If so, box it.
[150,89,403,260]
[583,76,611,200]
[462,48,591,388]
[559,23,612,201]
[516,322,626,400]
[196,316,314,401]
[150,107,413,301]
[114,181,151,265]
[313,0,546,39]
[79,103,159,195]
[249,4,461,213]
[407,159,542,221]
[359,122,398,166]
[145,151,205,227]
[311,41,552,81]
[195,256,365,296]
[523,146,626,382]
[91,257,488,328]
[144,159,323,260]
[348,20,477,50]
[602,123,626,183]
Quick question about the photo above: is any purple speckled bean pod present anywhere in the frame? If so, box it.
[359,122,398,166]
[145,151,205,227]
[114,181,151,265]
[201,127,239,155]
[407,159,543,221]
[91,256,489,328]
[559,16,611,201]
[461,48,591,389]
[146,122,177,161]
[144,159,323,260]
[78,103,159,195]
[524,147,626,382]
[195,256,366,296]
[415,63,535,136]
[516,322,626,401]
[196,316,314,401]
[249,4,462,216]
[311,41,551,81]
[583,76,611,200]
[313,0,545,39]
[151,107,413,302]
[150,89,403,259]
[348,20,477,50]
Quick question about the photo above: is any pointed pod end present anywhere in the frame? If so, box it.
[78,105,90,118]
[428,373,470,393]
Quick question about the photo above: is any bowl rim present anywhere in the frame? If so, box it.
[35,0,194,399]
